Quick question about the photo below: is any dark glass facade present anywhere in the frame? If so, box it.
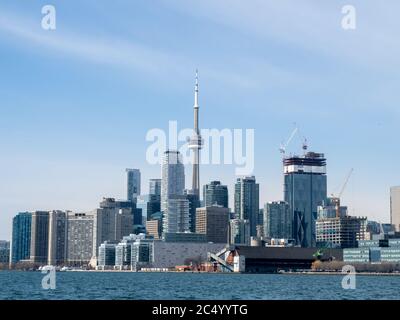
[11,212,32,264]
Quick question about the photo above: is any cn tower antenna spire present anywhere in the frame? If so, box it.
[189,69,202,196]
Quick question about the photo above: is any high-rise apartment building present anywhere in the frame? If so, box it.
[230,219,250,245]
[92,198,134,258]
[48,210,67,266]
[196,206,230,243]
[284,152,327,247]
[203,181,228,208]
[126,168,141,202]
[264,201,292,240]
[162,195,190,235]
[30,211,50,263]
[234,176,259,238]
[10,212,32,265]
[67,212,94,266]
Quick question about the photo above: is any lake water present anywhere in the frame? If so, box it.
[0,271,399,300]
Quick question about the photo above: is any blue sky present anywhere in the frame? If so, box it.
[1,1,399,239]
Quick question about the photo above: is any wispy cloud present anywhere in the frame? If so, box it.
[0,8,302,91]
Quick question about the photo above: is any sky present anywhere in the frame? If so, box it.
[0,1,399,240]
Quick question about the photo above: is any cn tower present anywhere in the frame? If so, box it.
[188,70,202,196]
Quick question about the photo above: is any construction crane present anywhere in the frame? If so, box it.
[330,168,354,217]
[279,126,298,157]
[279,124,308,157]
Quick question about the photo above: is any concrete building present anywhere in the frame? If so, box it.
[196,206,230,243]
[48,210,67,266]
[149,178,161,196]
[67,212,94,266]
[30,211,50,264]
[263,201,292,240]
[390,186,400,232]
[234,176,259,238]
[126,168,141,202]
[316,216,368,248]
[131,239,225,270]
[10,212,31,265]
[203,181,228,208]
[230,219,250,245]
[92,198,134,258]
[284,152,327,247]
[146,219,161,240]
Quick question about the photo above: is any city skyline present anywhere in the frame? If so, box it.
[1,1,400,240]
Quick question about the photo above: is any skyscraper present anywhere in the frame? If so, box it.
[203,181,229,208]
[48,210,67,266]
[234,176,260,238]
[126,168,141,202]
[162,195,190,235]
[30,211,50,264]
[149,178,161,196]
[92,198,134,258]
[67,212,94,266]
[284,151,327,247]
[10,212,32,265]
[161,150,185,214]
[230,219,250,245]
[196,206,230,243]
[188,70,202,197]
[263,201,292,239]
[390,186,400,231]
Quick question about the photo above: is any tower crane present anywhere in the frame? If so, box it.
[279,124,308,157]
[330,168,354,217]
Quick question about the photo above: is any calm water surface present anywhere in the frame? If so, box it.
[0,271,399,300]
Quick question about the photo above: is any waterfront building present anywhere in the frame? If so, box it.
[30,211,50,264]
[126,168,141,202]
[92,198,135,257]
[10,212,32,265]
[230,219,250,245]
[234,176,259,238]
[343,238,400,263]
[115,234,145,270]
[97,241,118,269]
[67,212,94,266]
[263,201,292,240]
[316,216,367,248]
[196,206,230,243]
[284,152,327,247]
[203,181,228,208]
[48,210,67,266]
[0,241,10,264]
